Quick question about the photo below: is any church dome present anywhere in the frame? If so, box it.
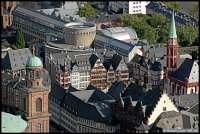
[26,56,43,69]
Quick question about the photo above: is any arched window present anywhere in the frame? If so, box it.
[30,70,34,80]
[36,123,41,133]
[36,98,42,112]
[36,71,40,79]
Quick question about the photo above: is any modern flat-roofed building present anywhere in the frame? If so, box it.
[11,4,86,43]
[97,27,139,43]
[92,34,142,63]
[108,1,150,14]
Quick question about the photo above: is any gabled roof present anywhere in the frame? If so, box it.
[159,111,182,119]
[103,58,112,70]
[107,81,126,99]
[2,48,32,71]
[60,86,115,124]
[122,82,145,101]
[171,58,199,83]
[111,54,122,70]
[169,94,199,110]
[50,83,67,103]
[89,54,99,69]
[186,103,199,114]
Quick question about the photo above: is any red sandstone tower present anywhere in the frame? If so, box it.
[167,11,178,76]
[24,55,51,132]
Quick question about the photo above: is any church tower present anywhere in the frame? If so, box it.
[22,53,51,132]
[167,11,178,76]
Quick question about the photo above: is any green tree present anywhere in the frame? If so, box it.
[77,3,98,17]
[149,13,167,28]
[156,23,170,43]
[121,14,158,44]
[177,23,198,47]
[189,2,199,19]
[162,2,181,12]
[15,28,25,49]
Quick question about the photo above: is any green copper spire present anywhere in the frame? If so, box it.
[168,10,177,38]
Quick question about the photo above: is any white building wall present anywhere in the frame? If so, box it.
[109,1,149,14]
[128,46,142,62]
[187,86,196,94]
[188,61,199,83]
[71,70,80,89]
[148,93,179,126]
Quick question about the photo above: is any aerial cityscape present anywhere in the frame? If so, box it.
[1,1,199,133]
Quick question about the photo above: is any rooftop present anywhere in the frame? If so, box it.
[1,112,28,133]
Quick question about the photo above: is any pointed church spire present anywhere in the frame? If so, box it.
[168,10,177,38]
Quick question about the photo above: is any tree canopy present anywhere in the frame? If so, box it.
[121,13,199,47]
[148,13,167,28]
[189,2,199,19]
[77,3,98,17]
[177,23,199,47]
[15,28,25,49]
[162,2,181,12]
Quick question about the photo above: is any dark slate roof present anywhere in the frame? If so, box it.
[187,103,199,114]
[169,94,199,110]
[135,40,149,46]
[85,85,114,102]
[111,54,122,70]
[89,54,99,69]
[57,57,72,73]
[2,48,32,71]
[86,14,122,23]
[50,83,67,103]
[122,82,145,101]
[107,81,126,99]
[159,111,182,119]
[132,54,161,71]
[2,73,20,86]
[103,58,112,70]
[61,87,115,124]
[171,58,197,82]
[122,86,161,117]
[148,47,166,58]
[152,111,183,130]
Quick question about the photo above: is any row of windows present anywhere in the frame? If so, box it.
[67,31,96,36]
[14,12,63,32]
[133,10,142,13]
[133,6,141,8]
[13,16,63,37]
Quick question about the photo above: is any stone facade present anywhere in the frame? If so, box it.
[64,22,96,46]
